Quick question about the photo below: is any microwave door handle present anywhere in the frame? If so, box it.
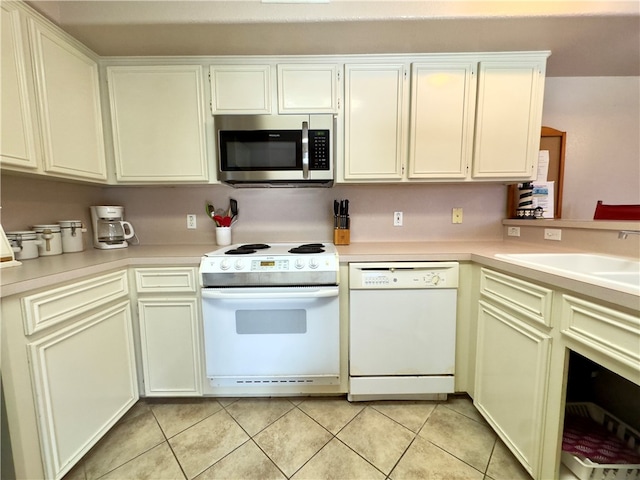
[302,121,309,179]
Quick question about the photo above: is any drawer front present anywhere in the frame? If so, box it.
[561,294,640,370]
[480,268,553,327]
[22,270,129,335]
[134,267,197,293]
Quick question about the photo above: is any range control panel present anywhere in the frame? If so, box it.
[350,262,459,289]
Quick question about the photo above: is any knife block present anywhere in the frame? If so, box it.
[333,228,350,245]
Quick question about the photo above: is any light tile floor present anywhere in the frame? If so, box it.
[63,394,533,480]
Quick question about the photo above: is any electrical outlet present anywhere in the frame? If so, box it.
[452,208,463,224]
[507,226,521,237]
[544,228,562,241]
[394,211,403,227]
[187,214,197,229]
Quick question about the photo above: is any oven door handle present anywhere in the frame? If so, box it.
[201,287,339,300]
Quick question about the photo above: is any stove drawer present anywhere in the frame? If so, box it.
[134,267,197,293]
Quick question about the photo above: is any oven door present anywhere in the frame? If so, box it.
[201,286,340,387]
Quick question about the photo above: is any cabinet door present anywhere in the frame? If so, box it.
[210,64,272,114]
[28,18,107,181]
[138,298,203,396]
[277,64,339,113]
[344,64,407,181]
[1,5,38,169]
[474,300,551,477]
[107,65,209,182]
[28,301,138,479]
[472,59,545,180]
[409,62,476,179]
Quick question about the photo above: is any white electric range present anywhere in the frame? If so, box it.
[199,242,341,391]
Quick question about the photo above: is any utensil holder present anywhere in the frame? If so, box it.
[216,227,231,246]
[333,228,350,245]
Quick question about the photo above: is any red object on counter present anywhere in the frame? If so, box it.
[593,200,640,220]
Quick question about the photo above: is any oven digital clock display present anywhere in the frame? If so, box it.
[251,259,289,270]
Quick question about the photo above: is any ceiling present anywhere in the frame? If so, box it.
[25,1,640,77]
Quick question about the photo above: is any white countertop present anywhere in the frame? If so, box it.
[1,241,638,311]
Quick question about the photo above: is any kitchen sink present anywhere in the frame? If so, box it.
[495,253,640,293]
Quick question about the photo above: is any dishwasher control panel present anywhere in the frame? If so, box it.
[349,262,459,289]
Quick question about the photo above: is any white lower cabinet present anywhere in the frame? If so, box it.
[0,270,138,480]
[134,267,203,396]
[138,298,203,396]
[474,269,553,478]
[28,301,138,479]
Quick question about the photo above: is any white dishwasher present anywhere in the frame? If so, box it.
[348,262,458,401]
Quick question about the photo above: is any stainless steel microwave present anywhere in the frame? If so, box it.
[216,114,335,187]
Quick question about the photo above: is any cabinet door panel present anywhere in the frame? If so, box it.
[472,61,545,179]
[1,5,37,169]
[108,65,209,182]
[475,300,550,477]
[28,302,138,479]
[344,64,406,180]
[409,62,476,179]
[278,64,339,113]
[138,298,203,396]
[210,65,271,114]
[28,19,107,181]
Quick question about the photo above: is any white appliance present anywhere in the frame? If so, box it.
[199,243,340,390]
[90,206,135,249]
[348,262,459,401]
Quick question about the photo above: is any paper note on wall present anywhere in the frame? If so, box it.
[537,150,550,182]
[533,181,555,218]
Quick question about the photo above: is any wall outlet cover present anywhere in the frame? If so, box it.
[544,228,562,241]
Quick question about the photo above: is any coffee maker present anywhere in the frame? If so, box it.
[90,206,135,249]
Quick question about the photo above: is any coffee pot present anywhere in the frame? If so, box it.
[90,206,135,249]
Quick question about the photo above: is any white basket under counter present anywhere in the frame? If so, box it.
[563,402,640,480]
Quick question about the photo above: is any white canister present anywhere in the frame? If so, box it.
[6,231,42,260]
[58,220,86,253]
[32,224,63,256]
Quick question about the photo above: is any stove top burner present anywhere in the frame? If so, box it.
[288,243,326,254]
[225,243,271,255]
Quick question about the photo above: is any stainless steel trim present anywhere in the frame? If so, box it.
[302,120,309,179]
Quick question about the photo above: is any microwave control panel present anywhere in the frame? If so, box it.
[309,130,330,170]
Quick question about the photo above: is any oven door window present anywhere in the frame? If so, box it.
[219,130,301,171]
[236,309,306,334]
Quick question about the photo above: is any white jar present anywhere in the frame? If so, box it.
[58,220,86,253]
[32,224,62,256]
[6,231,42,260]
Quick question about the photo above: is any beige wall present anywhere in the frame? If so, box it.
[2,75,639,245]
[541,76,640,220]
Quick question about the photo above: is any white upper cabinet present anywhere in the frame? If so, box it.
[28,18,107,182]
[107,65,209,183]
[210,64,272,114]
[1,4,38,170]
[409,61,477,179]
[341,53,547,184]
[277,64,340,113]
[472,58,546,180]
[343,63,408,181]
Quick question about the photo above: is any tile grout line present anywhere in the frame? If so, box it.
[147,402,189,480]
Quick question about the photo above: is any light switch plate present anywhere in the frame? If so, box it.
[507,226,521,237]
